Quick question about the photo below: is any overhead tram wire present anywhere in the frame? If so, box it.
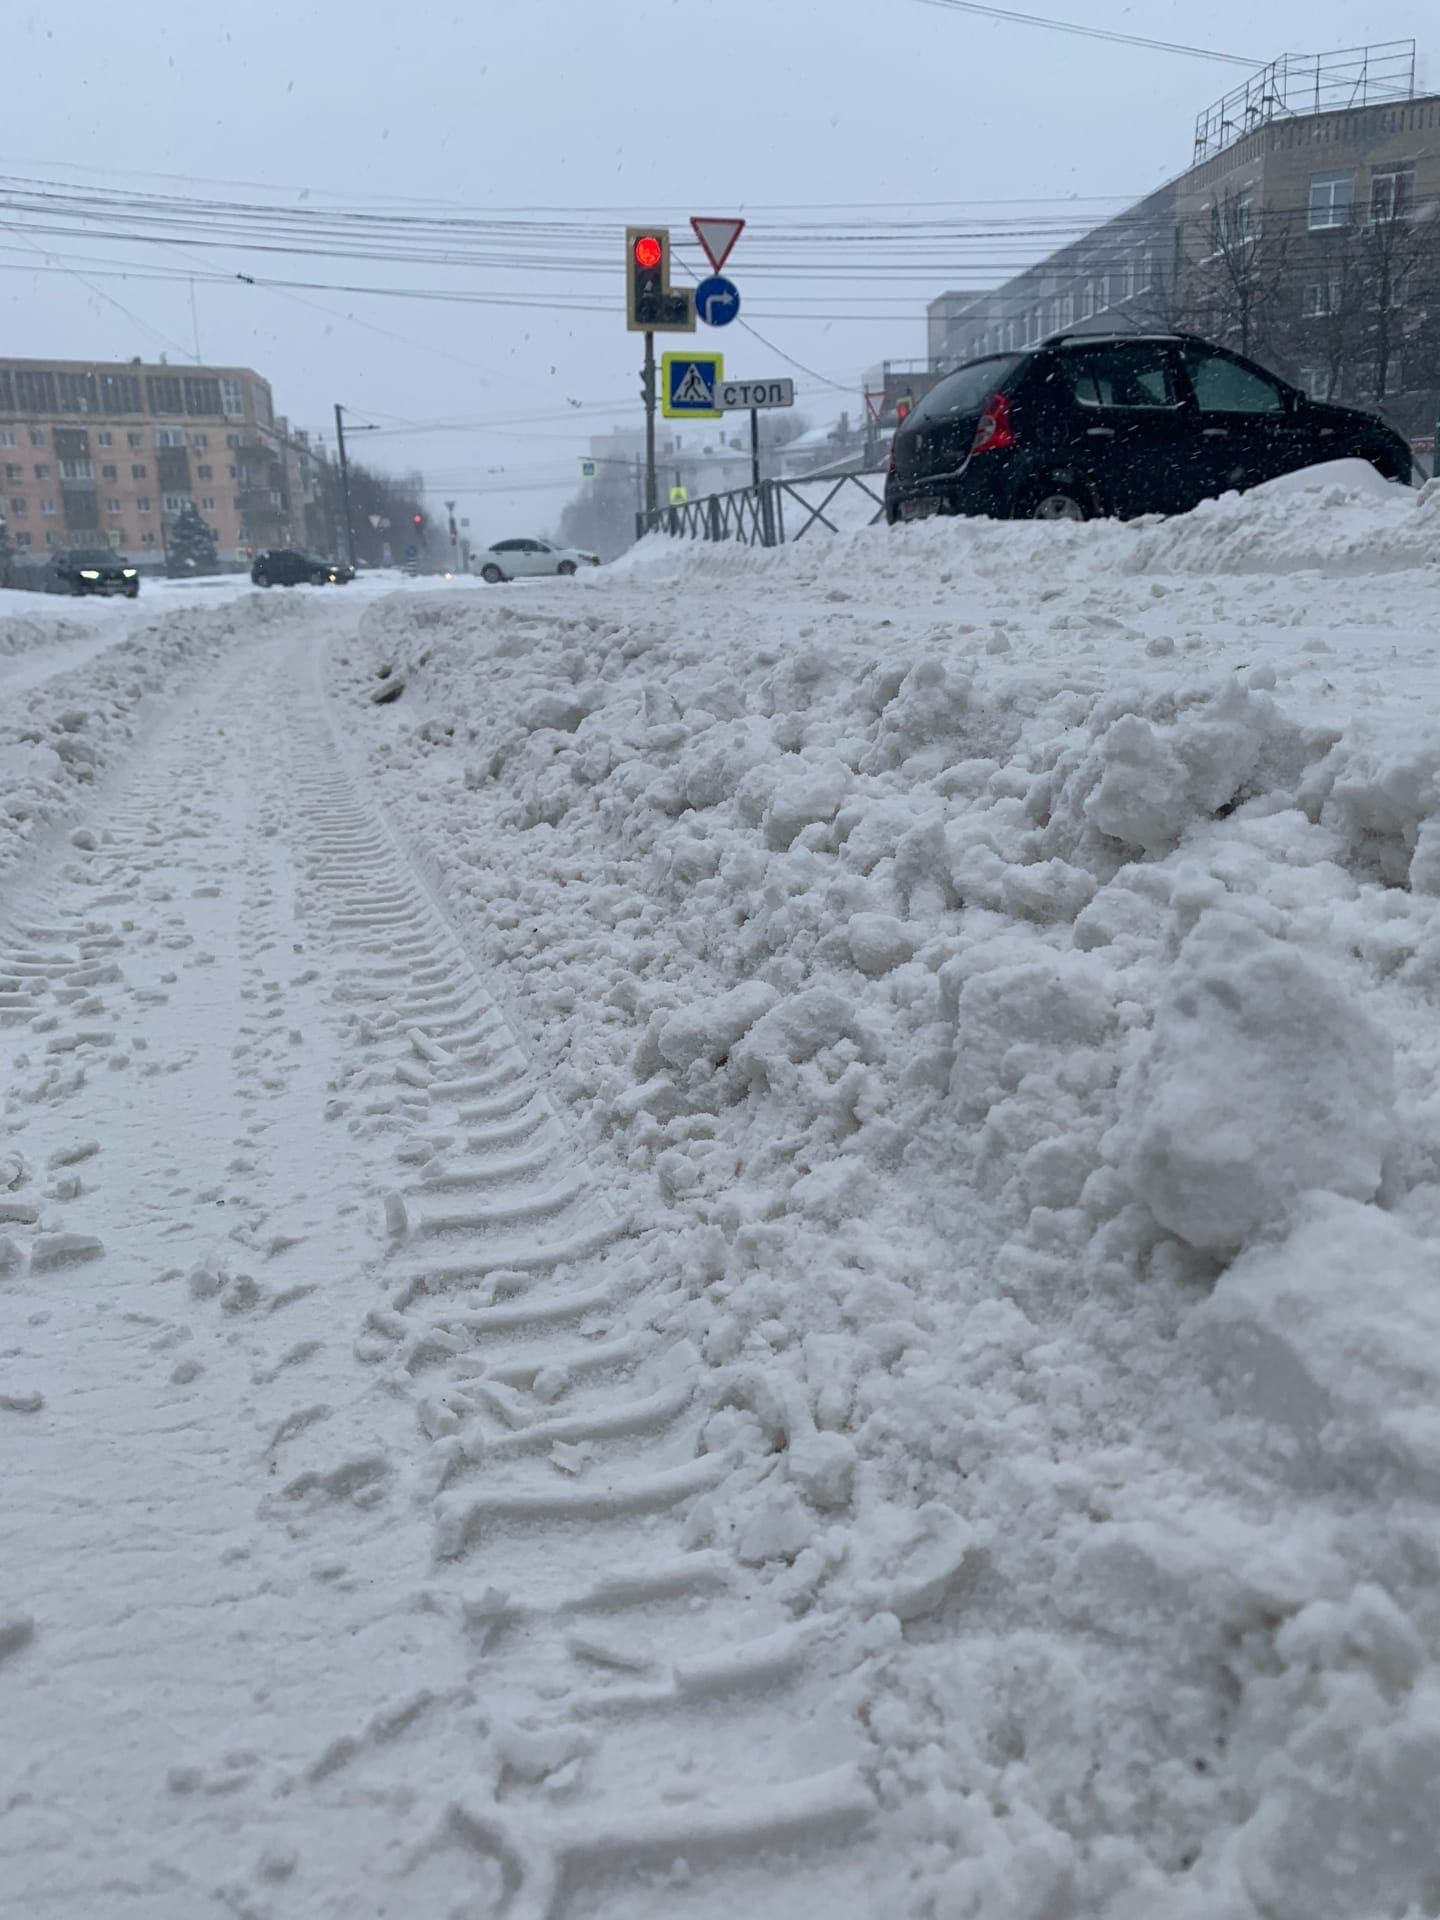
[904,0,1258,64]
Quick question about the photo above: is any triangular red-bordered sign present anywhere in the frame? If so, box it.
[690,217,745,275]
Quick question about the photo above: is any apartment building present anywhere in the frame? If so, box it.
[0,355,299,569]
[927,43,1440,439]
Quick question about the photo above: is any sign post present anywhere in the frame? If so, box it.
[712,376,796,502]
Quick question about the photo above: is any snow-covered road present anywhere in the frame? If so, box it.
[1,596,886,1919]
[4,465,1440,1920]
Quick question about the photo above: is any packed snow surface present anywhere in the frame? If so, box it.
[3,468,1440,1918]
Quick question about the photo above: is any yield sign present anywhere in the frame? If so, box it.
[690,216,745,275]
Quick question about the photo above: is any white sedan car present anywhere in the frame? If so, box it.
[475,538,600,583]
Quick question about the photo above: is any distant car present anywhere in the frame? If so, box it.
[50,548,139,598]
[476,538,599,583]
[884,331,1414,526]
[250,548,352,588]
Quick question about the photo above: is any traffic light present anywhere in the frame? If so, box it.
[625,227,695,334]
[412,513,423,528]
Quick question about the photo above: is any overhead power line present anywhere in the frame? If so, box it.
[906,0,1258,65]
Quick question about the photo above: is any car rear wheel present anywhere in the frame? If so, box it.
[481,564,503,584]
[254,572,271,588]
[1025,487,1088,523]
[557,560,577,576]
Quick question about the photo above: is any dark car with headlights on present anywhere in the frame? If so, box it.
[250,548,353,588]
[885,332,1413,526]
[50,548,140,597]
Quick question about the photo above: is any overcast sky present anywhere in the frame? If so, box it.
[2,0,1429,545]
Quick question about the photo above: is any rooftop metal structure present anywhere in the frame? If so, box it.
[1193,40,1418,165]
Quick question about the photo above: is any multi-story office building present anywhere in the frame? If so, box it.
[0,355,303,568]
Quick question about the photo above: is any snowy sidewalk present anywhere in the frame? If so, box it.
[1,620,883,1919]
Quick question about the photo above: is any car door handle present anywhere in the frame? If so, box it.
[1202,427,1230,438]
[1086,426,1116,438]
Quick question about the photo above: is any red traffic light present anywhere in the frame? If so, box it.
[633,234,663,271]
[413,513,423,525]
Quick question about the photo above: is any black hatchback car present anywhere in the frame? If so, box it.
[50,548,140,597]
[885,332,1413,525]
[250,548,352,587]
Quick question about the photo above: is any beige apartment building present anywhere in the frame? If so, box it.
[0,355,302,570]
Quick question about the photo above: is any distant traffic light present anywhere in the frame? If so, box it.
[412,513,423,527]
[625,227,695,334]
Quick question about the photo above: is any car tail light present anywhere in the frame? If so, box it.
[971,392,1015,455]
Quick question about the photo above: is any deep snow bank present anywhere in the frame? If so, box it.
[332,494,1440,1918]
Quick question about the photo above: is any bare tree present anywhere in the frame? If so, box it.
[1355,186,1439,407]
[1188,188,1292,361]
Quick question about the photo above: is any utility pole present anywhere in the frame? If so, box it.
[643,331,658,521]
[334,403,356,568]
[750,406,761,492]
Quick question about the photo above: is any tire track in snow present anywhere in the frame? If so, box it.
[293,639,883,1915]
[0,614,884,1918]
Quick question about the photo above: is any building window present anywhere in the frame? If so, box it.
[1371,166,1414,223]
[107,529,124,550]
[4,464,20,480]
[184,379,222,417]
[29,430,45,448]
[106,496,122,513]
[196,463,213,480]
[227,464,238,478]
[221,379,246,420]
[1309,172,1355,230]
[1138,250,1155,293]
[147,375,184,415]
[155,427,185,448]
[33,463,50,479]
[141,530,156,546]
[136,497,152,513]
[100,374,142,414]
[0,430,14,448]
[1303,270,1343,318]
[190,431,209,450]
[8,497,26,516]
[16,371,58,413]
[201,496,216,512]
[59,459,93,481]
[45,530,62,547]
[101,463,118,481]
[233,496,245,511]
[57,372,98,413]
[127,431,143,449]
[163,493,189,513]
[14,531,30,549]
[96,430,113,448]
[131,464,148,480]
[40,498,55,515]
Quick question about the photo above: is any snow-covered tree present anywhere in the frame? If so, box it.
[167,501,220,576]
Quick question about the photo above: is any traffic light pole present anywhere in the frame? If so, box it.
[643,331,658,522]
[333,403,356,569]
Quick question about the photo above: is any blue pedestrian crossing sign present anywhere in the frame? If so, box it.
[695,275,740,327]
[580,458,598,478]
[662,351,723,419]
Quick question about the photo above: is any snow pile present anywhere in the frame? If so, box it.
[0,594,282,877]
[620,459,1437,590]
[327,502,1439,1918]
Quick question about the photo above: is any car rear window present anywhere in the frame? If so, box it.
[908,357,1025,426]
